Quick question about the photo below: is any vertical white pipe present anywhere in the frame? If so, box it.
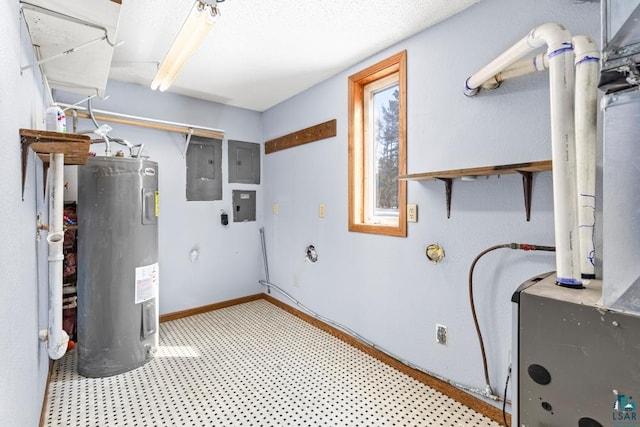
[548,43,582,287]
[46,153,69,359]
[465,23,582,286]
[573,35,599,279]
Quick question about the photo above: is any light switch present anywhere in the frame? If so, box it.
[319,203,326,218]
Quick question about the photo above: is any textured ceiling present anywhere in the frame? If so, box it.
[109,0,480,111]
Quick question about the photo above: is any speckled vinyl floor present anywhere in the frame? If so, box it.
[44,299,500,427]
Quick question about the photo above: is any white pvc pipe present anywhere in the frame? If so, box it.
[573,35,599,279]
[480,53,549,89]
[464,23,571,96]
[465,23,582,287]
[45,153,70,359]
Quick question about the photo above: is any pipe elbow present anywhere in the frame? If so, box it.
[47,330,69,360]
[529,23,573,58]
[573,35,600,65]
[530,22,571,46]
[464,77,479,97]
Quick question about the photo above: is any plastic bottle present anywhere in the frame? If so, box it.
[45,106,67,133]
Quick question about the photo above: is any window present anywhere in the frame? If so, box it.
[348,51,407,236]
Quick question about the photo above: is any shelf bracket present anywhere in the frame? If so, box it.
[436,178,453,218]
[518,171,533,221]
[183,128,194,158]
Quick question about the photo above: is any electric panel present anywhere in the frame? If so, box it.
[232,190,256,222]
[186,137,222,201]
[228,140,260,184]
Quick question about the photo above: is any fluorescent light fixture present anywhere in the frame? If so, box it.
[150,1,220,92]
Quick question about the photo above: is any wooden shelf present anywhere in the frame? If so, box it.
[20,129,91,199]
[399,160,552,221]
[398,160,552,181]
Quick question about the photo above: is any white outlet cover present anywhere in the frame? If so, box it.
[436,324,447,345]
[407,203,417,222]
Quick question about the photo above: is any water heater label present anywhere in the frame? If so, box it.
[144,168,156,176]
[135,262,159,304]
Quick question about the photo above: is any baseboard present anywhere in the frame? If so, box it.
[261,294,509,426]
[159,293,263,323]
[39,359,55,427]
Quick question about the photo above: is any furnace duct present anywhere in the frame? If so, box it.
[464,23,599,286]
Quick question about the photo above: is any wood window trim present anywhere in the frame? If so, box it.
[348,51,407,237]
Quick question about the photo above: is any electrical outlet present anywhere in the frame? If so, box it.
[436,324,447,345]
[319,203,326,218]
[407,204,418,222]
[273,203,279,215]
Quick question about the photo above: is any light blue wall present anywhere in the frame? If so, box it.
[262,0,599,406]
[0,2,51,426]
[1,0,601,424]
[56,81,265,315]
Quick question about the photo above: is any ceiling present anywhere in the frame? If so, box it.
[108,0,479,112]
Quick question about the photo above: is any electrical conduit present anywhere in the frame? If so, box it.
[465,23,582,287]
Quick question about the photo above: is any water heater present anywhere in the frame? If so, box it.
[77,156,159,377]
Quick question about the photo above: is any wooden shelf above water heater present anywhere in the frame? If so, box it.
[398,160,552,221]
[19,129,91,199]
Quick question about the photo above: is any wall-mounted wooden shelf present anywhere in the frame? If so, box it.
[399,160,552,221]
[20,129,91,199]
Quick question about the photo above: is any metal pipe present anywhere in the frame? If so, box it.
[88,98,111,156]
[20,36,109,72]
[259,227,270,287]
[57,102,225,139]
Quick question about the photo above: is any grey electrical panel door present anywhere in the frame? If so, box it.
[186,136,222,201]
[228,140,260,184]
[232,190,256,222]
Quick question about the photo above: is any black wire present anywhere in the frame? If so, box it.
[503,365,511,427]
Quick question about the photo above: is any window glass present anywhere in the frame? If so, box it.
[348,51,406,237]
